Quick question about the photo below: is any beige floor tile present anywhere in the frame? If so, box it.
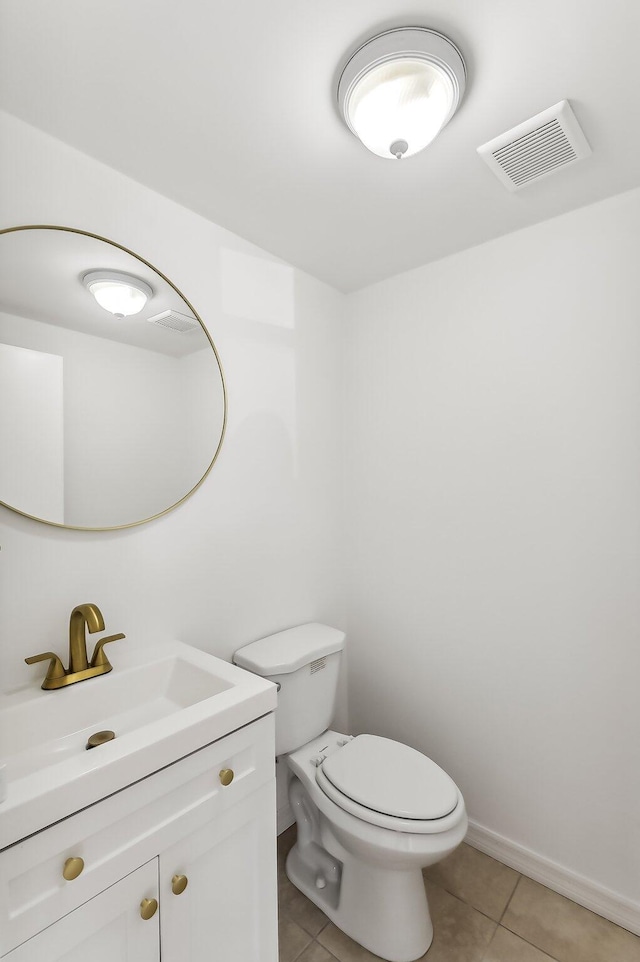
[502,877,640,962]
[279,917,313,962]
[420,881,498,962]
[483,926,558,962]
[296,942,340,962]
[317,923,386,961]
[279,872,330,937]
[316,884,497,962]
[423,842,520,921]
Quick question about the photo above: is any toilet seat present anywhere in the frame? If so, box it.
[315,734,461,835]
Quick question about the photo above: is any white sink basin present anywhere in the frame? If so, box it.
[0,641,276,849]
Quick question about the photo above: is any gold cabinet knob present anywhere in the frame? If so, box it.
[140,898,158,920]
[63,857,84,881]
[219,768,234,786]
[171,874,188,895]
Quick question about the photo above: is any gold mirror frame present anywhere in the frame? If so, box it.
[0,225,227,531]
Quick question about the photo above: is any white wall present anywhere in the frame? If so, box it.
[0,342,64,522]
[0,112,346,704]
[345,188,640,911]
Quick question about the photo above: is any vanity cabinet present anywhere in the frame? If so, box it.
[5,860,160,962]
[0,715,277,962]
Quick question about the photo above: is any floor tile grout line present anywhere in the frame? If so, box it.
[478,924,499,962]
[314,932,349,962]
[278,858,332,951]
[288,929,314,962]
[280,912,330,943]
[424,870,562,962]
[424,874,511,927]
[277,892,330,938]
[500,924,564,962]
[443,888,499,924]
[497,872,522,925]
[498,916,568,962]
[496,875,566,962]
[478,923,564,962]
[317,945,340,962]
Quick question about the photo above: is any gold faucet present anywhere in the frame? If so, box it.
[25,603,125,690]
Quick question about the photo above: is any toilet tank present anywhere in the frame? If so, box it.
[234,623,345,756]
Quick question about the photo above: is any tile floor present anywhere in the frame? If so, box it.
[277,825,640,962]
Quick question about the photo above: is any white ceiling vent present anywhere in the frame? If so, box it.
[477,100,591,192]
[147,309,199,334]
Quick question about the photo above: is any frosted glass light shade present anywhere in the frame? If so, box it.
[338,28,466,161]
[349,59,453,159]
[83,271,153,317]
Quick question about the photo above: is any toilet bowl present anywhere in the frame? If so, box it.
[234,624,468,962]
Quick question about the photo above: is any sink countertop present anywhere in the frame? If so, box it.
[0,640,277,850]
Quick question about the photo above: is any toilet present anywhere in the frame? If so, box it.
[234,623,468,962]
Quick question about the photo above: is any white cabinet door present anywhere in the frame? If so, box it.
[160,781,278,962]
[4,860,159,962]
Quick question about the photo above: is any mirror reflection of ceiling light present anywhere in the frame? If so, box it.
[83,270,153,317]
[337,27,466,160]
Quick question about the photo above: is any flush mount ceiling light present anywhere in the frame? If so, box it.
[337,27,466,160]
[83,270,153,318]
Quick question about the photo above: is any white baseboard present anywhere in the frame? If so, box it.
[466,819,640,937]
[277,801,295,836]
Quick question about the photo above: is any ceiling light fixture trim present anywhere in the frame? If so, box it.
[337,27,466,160]
[83,270,153,318]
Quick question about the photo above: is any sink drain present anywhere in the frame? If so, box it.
[86,730,116,750]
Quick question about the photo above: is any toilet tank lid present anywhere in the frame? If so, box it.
[233,623,345,675]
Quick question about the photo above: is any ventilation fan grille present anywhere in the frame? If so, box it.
[147,310,199,334]
[478,101,591,192]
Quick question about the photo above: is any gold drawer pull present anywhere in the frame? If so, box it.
[140,898,158,920]
[172,874,188,895]
[63,857,84,881]
[219,768,234,786]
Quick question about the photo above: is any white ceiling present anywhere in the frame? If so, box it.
[1,0,639,292]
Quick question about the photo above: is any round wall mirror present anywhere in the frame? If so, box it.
[0,226,226,529]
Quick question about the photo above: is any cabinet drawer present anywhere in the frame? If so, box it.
[0,713,274,955]
[3,859,160,962]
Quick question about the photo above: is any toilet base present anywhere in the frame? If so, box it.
[287,840,433,962]
[286,776,433,962]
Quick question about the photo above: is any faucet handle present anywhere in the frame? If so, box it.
[25,651,66,684]
[90,633,125,669]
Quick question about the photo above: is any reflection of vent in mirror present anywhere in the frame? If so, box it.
[148,309,200,334]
